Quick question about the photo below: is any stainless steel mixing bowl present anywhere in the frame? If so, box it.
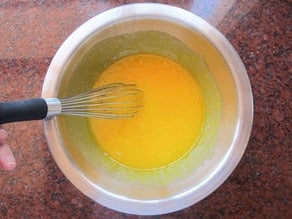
[42,3,253,215]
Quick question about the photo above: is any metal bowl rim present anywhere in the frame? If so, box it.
[42,3,253,215]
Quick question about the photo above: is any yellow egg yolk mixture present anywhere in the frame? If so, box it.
[89,54,204,169]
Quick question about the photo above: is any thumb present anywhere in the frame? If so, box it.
[0,144,16,171]
[0,130,16,171]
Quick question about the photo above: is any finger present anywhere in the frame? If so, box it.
[0,129,8,144]
[0,143,16,171]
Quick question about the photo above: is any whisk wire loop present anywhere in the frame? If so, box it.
[59,83,143,119]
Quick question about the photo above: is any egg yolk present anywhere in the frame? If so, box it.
[89,54,204,169]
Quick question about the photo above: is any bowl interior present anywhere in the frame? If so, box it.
[57,20,230,196]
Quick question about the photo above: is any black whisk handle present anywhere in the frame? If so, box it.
[0,98,48,124]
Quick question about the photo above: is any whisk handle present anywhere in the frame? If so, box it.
[0,98,48,124]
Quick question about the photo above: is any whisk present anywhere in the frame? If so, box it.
[0,83,143,124]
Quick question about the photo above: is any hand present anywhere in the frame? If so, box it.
[0,127,16,171]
